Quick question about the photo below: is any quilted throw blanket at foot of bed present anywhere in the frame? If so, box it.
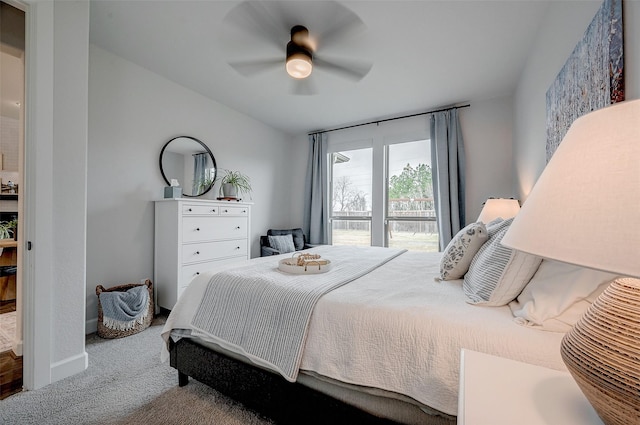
[190,245,406,381]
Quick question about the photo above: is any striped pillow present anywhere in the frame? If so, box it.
[268,234,296,254]
[463,218,542,306]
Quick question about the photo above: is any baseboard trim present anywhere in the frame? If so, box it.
[12,339,23,357]
[86,317,97,335]
[51,351,88,383]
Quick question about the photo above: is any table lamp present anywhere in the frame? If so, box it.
[501,99,640,425]
[476,198,520,224]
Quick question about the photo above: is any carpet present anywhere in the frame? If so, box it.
[0,311,16,353]
[0,315,274,425]
[106,383,273,425]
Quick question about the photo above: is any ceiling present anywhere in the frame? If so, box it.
[89,1,552,135]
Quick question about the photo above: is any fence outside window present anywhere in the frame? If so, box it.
[331,197,439,251]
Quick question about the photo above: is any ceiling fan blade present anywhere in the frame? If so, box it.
[228,58,282,77]
[224,1,287,50]
[315,12,366,51]
[291,78,317,96]
[314,56,373,82]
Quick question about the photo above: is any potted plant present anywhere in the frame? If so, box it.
[219,170,252,199]
[0,219,17,256]
[0,219,16,240]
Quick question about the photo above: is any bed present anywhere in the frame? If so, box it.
[162,214,615,425]
[162,223,610,424]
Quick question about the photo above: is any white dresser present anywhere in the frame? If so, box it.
[154,199,252,310]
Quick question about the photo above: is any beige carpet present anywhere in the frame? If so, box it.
[106,382,273,425]
[0,315,273,425]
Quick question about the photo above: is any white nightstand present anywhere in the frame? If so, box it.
[457,349,604,425]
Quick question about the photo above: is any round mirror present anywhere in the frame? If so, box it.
[159,136,217,197]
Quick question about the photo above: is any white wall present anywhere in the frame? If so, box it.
[288,95,515,230]
[51,0,89,378]
[86,45,295,331]
[460,97,514,221]
[513,0,640,199]
[21,0,89,389]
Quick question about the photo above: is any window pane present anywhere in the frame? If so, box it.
[331,148,372,245]
[387,219,439,252]
[331,219,371,246]
[387,140,437,250]
[331,148,372,215]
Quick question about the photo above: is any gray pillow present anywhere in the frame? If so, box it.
[268,234,296,254]
[269,228,305,250]
[463,218,542,306]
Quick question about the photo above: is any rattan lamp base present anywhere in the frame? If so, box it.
[560,277,640,425]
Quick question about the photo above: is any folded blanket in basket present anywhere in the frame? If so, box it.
[100,285,149,331]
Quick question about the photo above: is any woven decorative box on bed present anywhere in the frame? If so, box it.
[96,279,154,339]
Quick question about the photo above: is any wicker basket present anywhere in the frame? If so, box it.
[96,279,154,339]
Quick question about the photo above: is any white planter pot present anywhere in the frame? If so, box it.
[222,183,237,198]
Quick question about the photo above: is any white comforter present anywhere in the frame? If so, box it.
[161,248,566,416]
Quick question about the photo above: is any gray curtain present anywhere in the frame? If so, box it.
[192,153,207,195]
[430,109,466,251]
[303,133,328,244]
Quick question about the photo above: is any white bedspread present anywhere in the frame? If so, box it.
[161,248,566,416]
[190,246,405,381]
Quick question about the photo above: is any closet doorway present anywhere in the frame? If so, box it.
[0,0,24,399]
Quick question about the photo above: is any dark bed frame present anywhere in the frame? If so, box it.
[169,337,432,425]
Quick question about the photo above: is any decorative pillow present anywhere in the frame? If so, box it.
[268,234,296,254]
[463,218,542,306]
[269,228,305,250]
[438,222,488,281]
[509,260,618,332]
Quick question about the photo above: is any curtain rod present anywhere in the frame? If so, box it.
[308,103,470,136]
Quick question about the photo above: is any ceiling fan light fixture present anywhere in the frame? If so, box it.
[286,25,313,79]
[286,52,313,79]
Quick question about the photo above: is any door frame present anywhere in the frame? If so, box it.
[9,0,55,390]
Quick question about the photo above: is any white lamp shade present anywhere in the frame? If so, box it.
[477,198,520,224]
[502,99,640,278]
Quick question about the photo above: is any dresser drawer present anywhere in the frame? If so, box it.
[182,203,220,216]
[183,216,247,242]
[178,257,249,299]
[182,239,248,264]
[180,263,208,290]
[220,206,249,216]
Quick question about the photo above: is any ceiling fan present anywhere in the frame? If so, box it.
[222,1,373,95]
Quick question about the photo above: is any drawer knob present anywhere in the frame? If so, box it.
[195,251,200,255]
[242,210,246,213]
[224,209,229,213]
[196,272,200,275]
[235,246,240,250]
[188,208,192,212]
[196,228,200,231]
[236,226,241,230]
[211,209,216,213]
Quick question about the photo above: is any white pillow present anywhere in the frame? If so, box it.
[509,260,618,332]
[268,234,296,254]
[438,222,488,281]
[463,218,542,306]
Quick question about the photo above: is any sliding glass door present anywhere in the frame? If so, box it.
[386,140,438,251]
[328,132,438,251]
[330,148,372,246]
